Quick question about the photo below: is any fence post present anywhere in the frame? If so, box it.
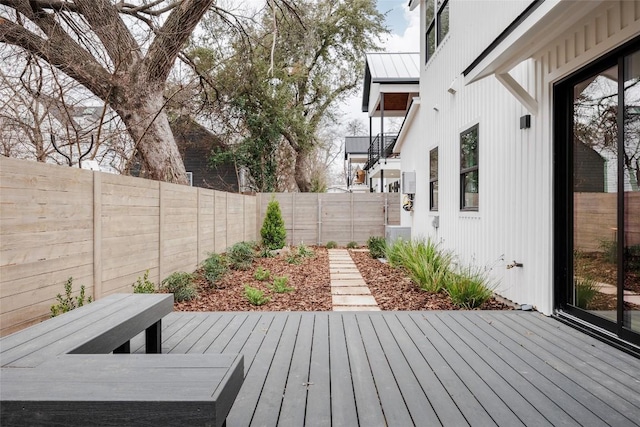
[159,182,165,283]
[350,192,354,243]
[93,172,102,300]
[291,192,295,246]
[317,193,322,246]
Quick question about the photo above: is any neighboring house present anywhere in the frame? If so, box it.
[359,52,420,193]
[170,116,241,192]
[344,136,370,192]
[392,0,639,349]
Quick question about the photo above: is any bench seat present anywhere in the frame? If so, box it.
[1,354,243,427]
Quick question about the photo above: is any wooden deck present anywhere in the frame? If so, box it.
[131,311,640,426]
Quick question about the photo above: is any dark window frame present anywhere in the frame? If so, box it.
[425,0,449,64]
[429,147,438,211]
[460,124,479,211]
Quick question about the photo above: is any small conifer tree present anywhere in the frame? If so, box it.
[261,197,287,250]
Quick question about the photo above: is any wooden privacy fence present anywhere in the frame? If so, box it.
[0,157,256,336]
[256,192,400,247]
[0,157,399,336]
[574,192,640,252]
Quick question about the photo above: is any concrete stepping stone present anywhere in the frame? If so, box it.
[332,295,378,306]
[331,287,372,295]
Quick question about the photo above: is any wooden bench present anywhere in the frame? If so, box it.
[0,294,244,427]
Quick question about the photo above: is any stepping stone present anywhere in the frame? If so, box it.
[331,287,371,295]
[333,306,381,311]
[330,280,368,287]
[332,295,378,306]
[331,273,363,280]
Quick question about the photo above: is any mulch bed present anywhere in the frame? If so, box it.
[174,246,514,312]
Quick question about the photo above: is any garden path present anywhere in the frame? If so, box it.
[328,249,380,311]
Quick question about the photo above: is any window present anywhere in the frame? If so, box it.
[425,0,450,63]
[429,148,438,211]
[460,125,478,210]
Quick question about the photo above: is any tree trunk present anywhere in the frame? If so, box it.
[116,91,188,184]
[294,149,312,192]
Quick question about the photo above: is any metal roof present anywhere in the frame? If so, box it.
[362,52,420,112]
[344,136,370,159]
[365,52,420,82]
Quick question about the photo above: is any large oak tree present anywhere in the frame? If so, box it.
[0,0,217,183]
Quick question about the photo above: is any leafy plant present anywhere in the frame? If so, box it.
[326,241,338,249]
[51,277,93,317]
[201,253,228,287]
[574,276,600,309]
[227,242,255,270]
[258,246,275,258]
[254,266,271,281]
[599,239,617,264]
[245,285,270,305]
[367,236,387,259]
[271,276,294,293]
[133,270,156,294]
[261,197,287,250]
[447,266,495,309]
[286,254,302,264]
[346,241,359,249]
[161,272,197,302]
[297,243,315,258]
[388,238,454,293]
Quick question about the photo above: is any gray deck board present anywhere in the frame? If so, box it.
[132,310,639,427]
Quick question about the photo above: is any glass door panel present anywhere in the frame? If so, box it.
[572,65,619,320]
[623,51,640,333]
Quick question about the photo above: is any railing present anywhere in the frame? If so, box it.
[365,133,398,170]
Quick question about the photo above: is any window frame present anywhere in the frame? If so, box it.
[460,124,479,211]
[425,0,449,64]
[429,147,439,211]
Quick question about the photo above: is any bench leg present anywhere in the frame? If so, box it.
[113,341,130,354]
[145,319,162,354]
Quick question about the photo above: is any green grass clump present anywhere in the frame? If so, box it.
[51,277,92,317]
[227,242,256,270]
[245,285,270,305]
[254,266,271,281]
[574,276,600,309]
[326,241,338,249]
[387,238,453,293]
[346,241,359,249]
[133,270,156,294]
[446,266,495,309]
[286,254,302,264]
[271,276,294,293]
[297,244,315,258]
[161,272,197,302]
[367,236,387,259]
[201,253,228,287]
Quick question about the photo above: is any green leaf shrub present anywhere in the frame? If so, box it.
[346,241,359,249]
[51,277,92,317]
[161,272,197,302]
[261,197,287,250]
[133,270,156,293]
[271,276,294,293]
[254,266,271,281]
[326,241,338,249]
[574,276,600,309]
[227,242,256,270]
[245,285,270,305]
[201,253,228,287]
[387,238,453,293]
[367,236,386,259]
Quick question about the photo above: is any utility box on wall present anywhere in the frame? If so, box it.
[385,226,411,244]
[402,171,416,194]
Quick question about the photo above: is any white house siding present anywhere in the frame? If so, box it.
[404,0,640,314]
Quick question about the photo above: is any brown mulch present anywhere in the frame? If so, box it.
[175,247,332,312]
[578,252,640,294]
[174,246,514,312]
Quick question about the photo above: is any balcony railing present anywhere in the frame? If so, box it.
[364,133,398,170]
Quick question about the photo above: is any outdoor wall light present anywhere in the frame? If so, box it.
[520,114,531,129]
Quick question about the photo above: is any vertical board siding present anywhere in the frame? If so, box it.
[0,157,256,335]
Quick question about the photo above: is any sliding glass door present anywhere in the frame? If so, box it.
[555,38,639,346]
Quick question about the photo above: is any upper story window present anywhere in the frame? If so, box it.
[460,125,479,211]
[425,0,450,63]
[429,147,438,211]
